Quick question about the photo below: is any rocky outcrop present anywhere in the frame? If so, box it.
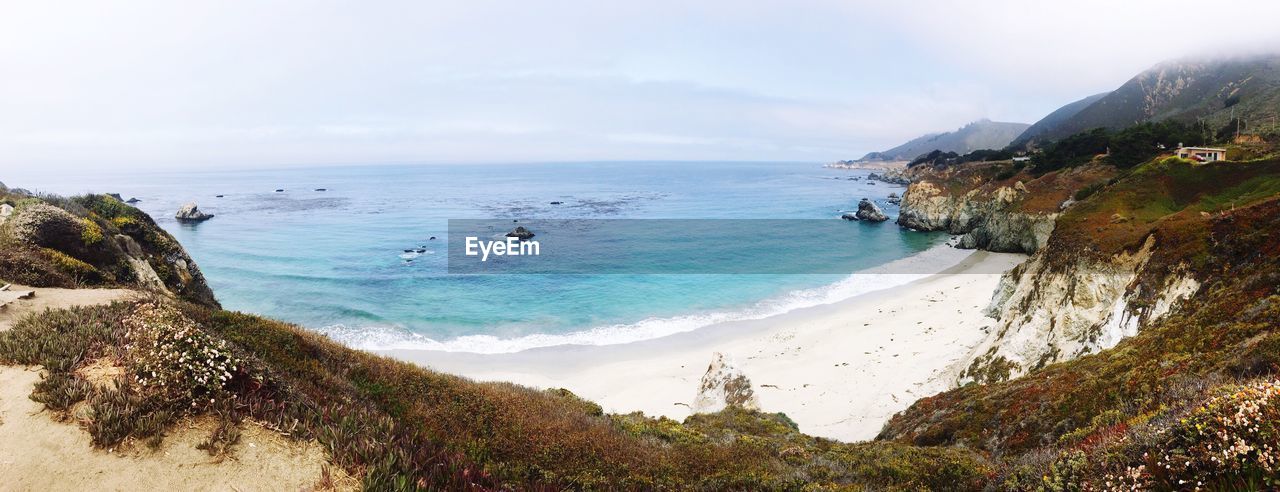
[693,352,758,413]
[506,226,535,240]
[896,180,1054,253]
[0,203,12,224]
[895,164,1113,254]
[0,193,218,307]
[842,199,889,222]
[175,203,214,222]
[867,172,910,185]
[957,235,1201,384]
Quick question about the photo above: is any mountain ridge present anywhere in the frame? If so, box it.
[1017,54,1280,146]
[858,119,1030,162]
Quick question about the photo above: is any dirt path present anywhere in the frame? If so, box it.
[0,284,133,332]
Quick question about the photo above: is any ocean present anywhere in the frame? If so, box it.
[9,161,947,353]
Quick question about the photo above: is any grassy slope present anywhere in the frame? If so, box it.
[0,299,993,491]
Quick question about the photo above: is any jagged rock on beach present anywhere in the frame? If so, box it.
[693,352,758,413]
[506,226,535,240]
[174,203,214,222]
[842,198,889,222]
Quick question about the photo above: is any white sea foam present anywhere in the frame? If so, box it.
[320,244,973,354]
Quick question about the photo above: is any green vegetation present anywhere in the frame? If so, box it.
[908,148,1016,168]
[0,188,216,306]
[0,297,995,490]
[1031,121,1208,173]
[880,155,1280,488]
[80,218,104,245]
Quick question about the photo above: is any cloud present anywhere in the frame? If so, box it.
[2,0,1278,170]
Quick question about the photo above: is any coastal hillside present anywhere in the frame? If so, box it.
[880,130,1280,487]
[1009,92,1108,148]
[0,186,217,307]
[858,119,1030,162]
[1018,54,1280,146]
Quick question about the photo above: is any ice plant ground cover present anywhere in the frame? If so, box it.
[123,302,243,408]
[1107,378,1280,490]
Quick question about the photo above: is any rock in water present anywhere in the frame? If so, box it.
[506,226,535,240]
[693,352,758,413]
[174,203,214,222]
[125,197,140,204]
[887,192,902,205]
[842,198,889,222]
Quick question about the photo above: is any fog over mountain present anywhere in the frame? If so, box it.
[858,119,1030,161]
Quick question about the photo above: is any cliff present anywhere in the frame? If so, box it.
[956,157,1280,383]
[880,157,1280,486]
[895,161,1115,253]
[0,190,217,307]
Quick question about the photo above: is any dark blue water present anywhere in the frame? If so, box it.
[11,162,944,352]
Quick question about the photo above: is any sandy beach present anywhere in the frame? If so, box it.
[383,249,1026,442]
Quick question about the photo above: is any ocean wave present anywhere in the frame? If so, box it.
[319,244,973,354]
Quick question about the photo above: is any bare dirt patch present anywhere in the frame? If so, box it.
[73,356,126,391]
[0,366,355,491]
[0,285,132,332]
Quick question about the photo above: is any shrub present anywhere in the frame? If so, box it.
[122,302,243,408]
[1106,378,1280,489]
[110,216,138,229]
[1072,182,1104,201]
[81,218,104,246]
[995,164,1022,181]
[41,248,100,282]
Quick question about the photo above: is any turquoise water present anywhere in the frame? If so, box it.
[11,162,943,352]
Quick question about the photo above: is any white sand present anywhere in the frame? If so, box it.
[382,249,1026,442]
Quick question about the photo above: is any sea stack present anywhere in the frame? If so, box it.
[174,203,214,223]
[506,226,535,240]
[842,198,889,222]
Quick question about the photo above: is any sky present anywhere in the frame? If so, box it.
[3,0,1280,171]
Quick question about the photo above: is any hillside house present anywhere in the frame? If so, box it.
[1174,146,1227,162]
